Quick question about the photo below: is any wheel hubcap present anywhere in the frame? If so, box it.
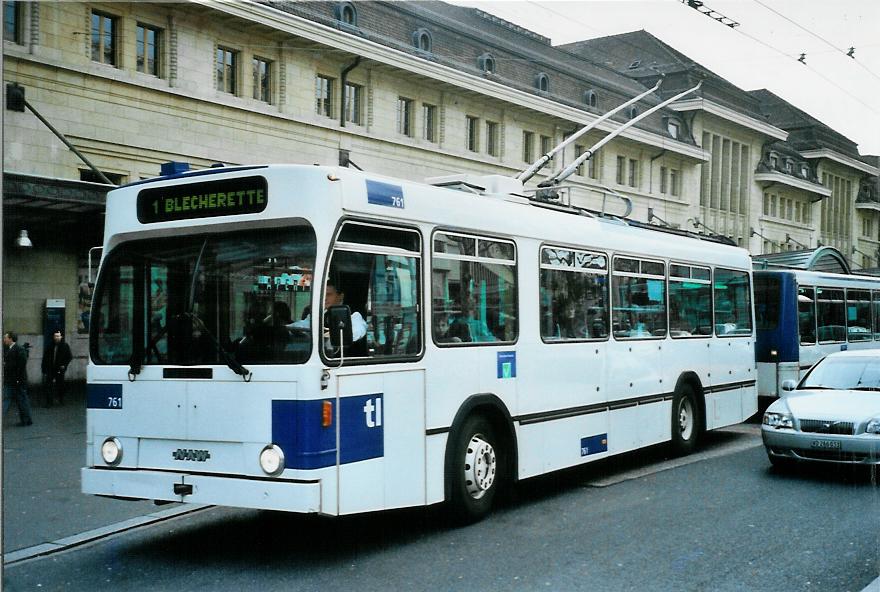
[464,434,496,499]
[678,398,694,440]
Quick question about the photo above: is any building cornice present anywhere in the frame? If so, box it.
[754,172,832,197]
[197,0,706,161]
[856,202,880,213]
[799,149,879,176]
[669,98,788,141]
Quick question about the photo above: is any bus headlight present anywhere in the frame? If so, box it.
[101,437,123,466]
[259,444,285,476]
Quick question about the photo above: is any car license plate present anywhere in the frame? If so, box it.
[810,440,841,450]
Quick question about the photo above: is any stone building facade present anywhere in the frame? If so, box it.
[3,1,877,382]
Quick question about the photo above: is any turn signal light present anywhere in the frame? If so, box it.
[322,400,333,427]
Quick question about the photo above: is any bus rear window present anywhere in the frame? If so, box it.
[753,275,780,331]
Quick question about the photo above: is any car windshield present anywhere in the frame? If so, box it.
[91,225,316,366]
[800,356,880,391]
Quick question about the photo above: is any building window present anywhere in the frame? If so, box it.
[785,159,793,174]
[486,121,500,156]
[616,155,626,185]
[522,131,534,163]
[535,73,550,92]
[80,169,125,185]
[627,106,638,120]
[91,11,118,66]
[478,53,496,74]
[670,168,679,196]
[343,83,362,125]
[398,97,414,136]
[335,2,357,26]
[667,119,680,139]
[584,90,598,108]
[769,154,778,169]
[413,28,432,53]
[216,46,238,94]
[628,158,638,188]
[136,24,161,76]
[574,145,586,176]
[587,152,599,180]
[541,135,553,160]
[5,1,22,44]
[770,194,777,217]
[800,164,809,177]
[253,57,272,103]
[315,74,334,117]
[864,218,874,238]
[660,166,668,194]
[466,116,479,152]
[422,103,437,142]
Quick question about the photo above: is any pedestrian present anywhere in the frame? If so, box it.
[3,331,34,426]
[42,329,72,406]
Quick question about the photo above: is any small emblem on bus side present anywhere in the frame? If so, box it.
[172,449,211,462]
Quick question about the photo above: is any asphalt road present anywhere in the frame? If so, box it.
[3,427,879,591]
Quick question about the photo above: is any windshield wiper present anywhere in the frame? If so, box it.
[852,386,880,391]
[801,385,834,390]
[183,312,251,379]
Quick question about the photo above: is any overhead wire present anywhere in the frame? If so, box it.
[751,0,880,85]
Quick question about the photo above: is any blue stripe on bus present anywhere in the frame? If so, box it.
[272,394,384,470]
[87,384,123,409]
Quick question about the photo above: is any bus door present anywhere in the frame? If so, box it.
[323,221,426,514]
[709,268,754,423]
[607,257,666,450]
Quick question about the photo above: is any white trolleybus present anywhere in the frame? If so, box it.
[754,268,880,400]
[82,82,757,521]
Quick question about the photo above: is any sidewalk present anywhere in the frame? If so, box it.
[2,383,166,555]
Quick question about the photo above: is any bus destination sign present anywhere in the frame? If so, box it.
[137,176,268,223]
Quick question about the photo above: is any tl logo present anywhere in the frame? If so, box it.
[363,397,383,428]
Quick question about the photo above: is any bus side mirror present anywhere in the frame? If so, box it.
[325,305,353,347]
[781,379,797,392]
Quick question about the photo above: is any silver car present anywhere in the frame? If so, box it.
[762,350,880,468]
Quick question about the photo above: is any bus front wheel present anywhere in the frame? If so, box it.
[449,415,500,523]
[671,384,700,455]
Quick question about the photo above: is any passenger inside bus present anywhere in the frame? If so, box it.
[434,314,463,343]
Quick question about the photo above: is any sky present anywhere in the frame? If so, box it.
[451,0,880,156]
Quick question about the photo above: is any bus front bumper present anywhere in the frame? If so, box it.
[82,467,323,513]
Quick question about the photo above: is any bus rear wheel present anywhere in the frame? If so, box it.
[449,415,500,523]
[671,384,699,455]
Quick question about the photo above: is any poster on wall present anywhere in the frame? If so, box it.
[77,264,92,335]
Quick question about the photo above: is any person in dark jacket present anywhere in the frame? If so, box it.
[42,329,72,406]
[3,331,33,426]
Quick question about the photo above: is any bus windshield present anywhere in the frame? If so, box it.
[91,225,317,367]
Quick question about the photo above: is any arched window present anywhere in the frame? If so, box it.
[627,106,638,119]
[412,28,432,53]
[334,2,357,26]
[584,89,598,108]
[535,72,550,92]
[478,52,496,74]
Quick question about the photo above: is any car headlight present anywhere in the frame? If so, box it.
[259,444,285,476]
[763,412,794,429]
[101,437,123,466]
[866,418,880,434]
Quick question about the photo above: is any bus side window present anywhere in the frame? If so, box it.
[432,232,517,345]
[612,257,666,339]
[713,268,752,336]
[798,286,816,345]
[325,222,422,361]
[539,246,608,342]
[816,287,845,344]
